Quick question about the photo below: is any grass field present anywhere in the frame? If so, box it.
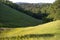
[0,20,60,40]
[0,2,60,40]
[0,3,42,27]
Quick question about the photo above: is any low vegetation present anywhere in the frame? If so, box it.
[0,0,60,40]
[0,3,42,27]
[0,20,60,40]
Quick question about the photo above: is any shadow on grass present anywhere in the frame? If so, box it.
[0,34,55,40]
[20,34,55,38]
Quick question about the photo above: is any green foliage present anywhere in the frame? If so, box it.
[0,0,60,27]
[1,0,53,23]
[17,3,52,22]
[47,0,60,20]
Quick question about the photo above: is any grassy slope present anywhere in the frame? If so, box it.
[0,3,60,40]
[0,3,42,27]
[0,20,60,38]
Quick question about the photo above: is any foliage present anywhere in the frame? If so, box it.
[0,0,60,27]
[47,0,60,20]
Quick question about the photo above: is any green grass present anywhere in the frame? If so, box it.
[0,20,60,40]
[0,3,60,40]
[0,3,42,27]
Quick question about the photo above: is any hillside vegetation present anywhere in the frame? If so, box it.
[0,0,60,40]
[0,20,60,40]
[0,3,42,27]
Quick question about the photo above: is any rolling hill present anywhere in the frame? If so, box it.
[0,3,42,27]
[0,2,60,40]
[0,20,60,40]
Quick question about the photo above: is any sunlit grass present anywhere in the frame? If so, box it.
[0,20,60,40]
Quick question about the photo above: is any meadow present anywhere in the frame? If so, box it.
[0,20,60,40]
[0,0,60,40]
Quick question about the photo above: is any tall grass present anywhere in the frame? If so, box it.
[0,34,57,40]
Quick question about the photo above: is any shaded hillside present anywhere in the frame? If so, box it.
[0,0,53,23]
[0,3,42,27]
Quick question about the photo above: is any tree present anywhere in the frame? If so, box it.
[47,0,60,20]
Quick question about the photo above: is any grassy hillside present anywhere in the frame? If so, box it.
[0,3,42,27]
[0,20,60,40]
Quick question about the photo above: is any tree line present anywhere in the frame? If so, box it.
[0,0,60,23]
